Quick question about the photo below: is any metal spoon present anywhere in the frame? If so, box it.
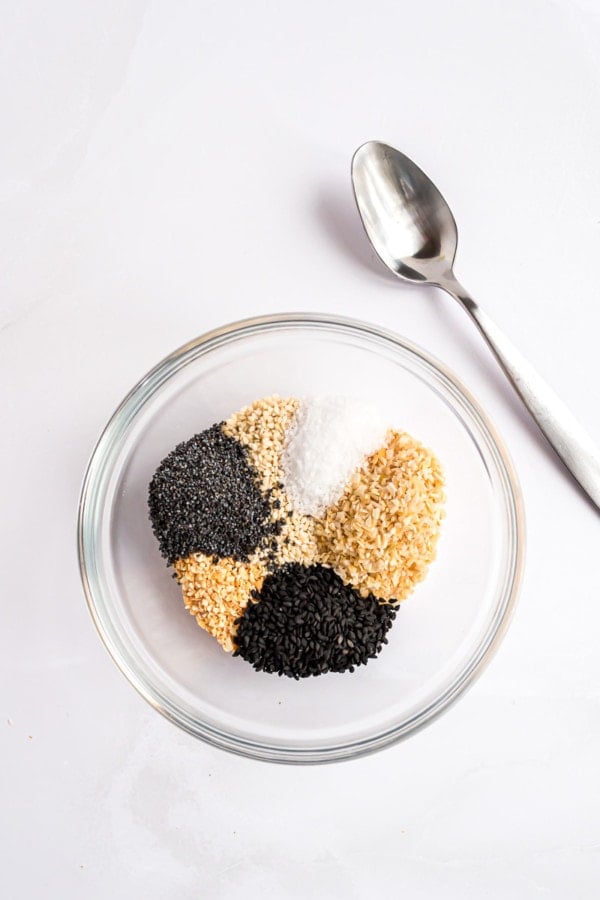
[351,141,600,511]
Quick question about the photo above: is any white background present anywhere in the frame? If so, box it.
[2,1,600,897]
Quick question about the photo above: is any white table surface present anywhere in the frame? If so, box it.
[2,1,600,897]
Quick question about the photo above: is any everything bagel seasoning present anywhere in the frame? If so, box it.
[148,396,445,676]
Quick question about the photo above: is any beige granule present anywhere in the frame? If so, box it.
[223,395,299,493]
[224,396,318,568]
[315,429,445,602]
[174,552,267,652]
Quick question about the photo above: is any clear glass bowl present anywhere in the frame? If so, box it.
[78,313,524,763]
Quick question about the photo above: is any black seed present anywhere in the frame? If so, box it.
[233,563,398,678]
[148,423,280,564]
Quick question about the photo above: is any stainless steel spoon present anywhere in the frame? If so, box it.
[352,140,600,511]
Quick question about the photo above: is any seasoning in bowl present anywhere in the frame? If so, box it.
[148,395,445,677]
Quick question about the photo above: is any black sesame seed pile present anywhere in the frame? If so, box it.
[148,424,280,565]
[233,563,397,678]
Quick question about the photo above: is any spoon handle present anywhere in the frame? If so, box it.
[440,277,600,511]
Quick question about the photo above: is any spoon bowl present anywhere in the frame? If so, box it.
[352,142,458,283]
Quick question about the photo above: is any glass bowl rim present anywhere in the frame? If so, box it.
[77,311,525,764]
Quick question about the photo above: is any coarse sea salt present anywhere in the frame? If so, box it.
[281,396,390,516]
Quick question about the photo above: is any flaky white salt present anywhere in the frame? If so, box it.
[281,396,390,516]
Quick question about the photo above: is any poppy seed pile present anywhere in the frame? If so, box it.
[148,396,445,677]
[148,424,280,564]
